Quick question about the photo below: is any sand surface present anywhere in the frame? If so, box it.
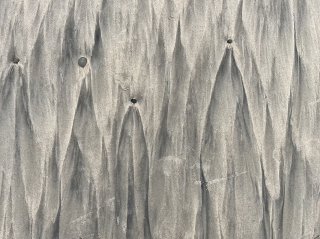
[0,0,320,238]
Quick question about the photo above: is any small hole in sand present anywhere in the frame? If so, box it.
[227,39,233,44]
[78,57,87,67]
[13,57,20,64]
[130,98,137,104]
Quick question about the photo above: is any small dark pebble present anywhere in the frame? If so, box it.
[12,57,20,64]
[78,57,87,67]
[130,98,137,104]
[227,39,233,44]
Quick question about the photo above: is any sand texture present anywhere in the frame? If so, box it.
[0,0,320,238]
